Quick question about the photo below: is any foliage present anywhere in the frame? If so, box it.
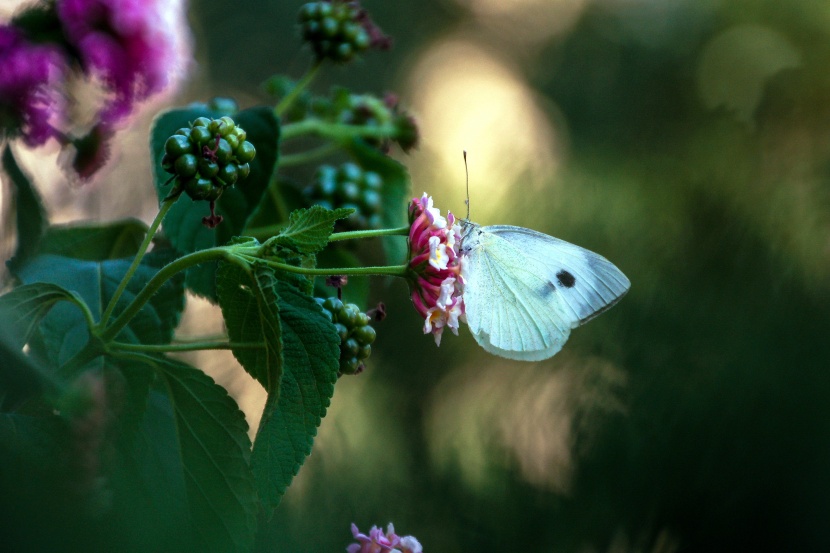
[0,1,414,550]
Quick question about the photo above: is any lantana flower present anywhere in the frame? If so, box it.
[347,522,423,553]
[0,25,66,146]
[408,193,465,346]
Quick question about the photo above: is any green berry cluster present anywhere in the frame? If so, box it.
[304,162,383,230]
[316,297,377,375]
[161,116,256,202]
[298,1,371,63]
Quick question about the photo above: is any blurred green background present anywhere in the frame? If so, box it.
[194,0,830,551]
[9,0,830,551]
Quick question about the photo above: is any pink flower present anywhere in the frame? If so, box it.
[408,193,465,346]
[0,25,66,146]
[346,523,423,553]
[56,0,186,124]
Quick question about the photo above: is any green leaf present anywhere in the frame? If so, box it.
[15,249,185,368]
[144,356,258,553]
[3,145,47,274]
[38,219,149,260]
[0,282,87,349]
[0,412,76,550]
[216,260,282,391]
[151,105,280,300]
[265,205,354,254]
[344,139,411,264]
[251,278,339,509]
[109,390,193,552]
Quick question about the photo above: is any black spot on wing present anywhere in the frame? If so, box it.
[541,281,558,297]
[556,270,576,288]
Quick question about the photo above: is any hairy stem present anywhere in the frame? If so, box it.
[274,62,321,117]
[109,341,264,353]
[99,246,232,342]
[240,254,409,277]
[328,226,410,242]
[278,143,340,168]
[99,196,178,328]
[281,119,397,142]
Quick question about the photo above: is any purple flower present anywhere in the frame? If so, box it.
[347,522,423,553]
[0,25,66,146]
[56,0,184,124]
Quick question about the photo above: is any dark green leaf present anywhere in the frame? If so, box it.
[3,145,47,274]
[251,279,339,509]
[15,249,185,368]
[344,139,411,264]
[145,356,258,553]
[216,261,282,391]
[39,219,149,260]
[0,282,87,349]
[109,390,194,552]
[151,106,280,300]
[265,205,354,255]
[0,412,77,551]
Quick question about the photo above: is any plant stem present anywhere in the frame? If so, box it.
[240,254,409,277]
[99,246,232,343]
[99,196,178,329]
[281,119,397,142]
[278,143,340,168]
[275,62,321,118]
[109,341,264,353]
[328,226,410,242]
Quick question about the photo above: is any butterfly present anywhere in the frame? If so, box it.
[459,222,630,361]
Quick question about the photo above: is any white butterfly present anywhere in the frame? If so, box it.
[459,222,630,361]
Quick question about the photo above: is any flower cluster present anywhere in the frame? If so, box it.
[347,523,422,553]
[408,193,465,346]
[0,0,188,177]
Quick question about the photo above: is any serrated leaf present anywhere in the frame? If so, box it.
[266,205,354,255]
[15,249,185,369]
[3,145,47,274]
[251,279,339,509]
[344,139,411,264]
[216,261,282,391]
[144,356,258,553]
[151,105,280,300]
[38,219,149,261]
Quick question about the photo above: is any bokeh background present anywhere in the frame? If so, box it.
[4,0,830,551]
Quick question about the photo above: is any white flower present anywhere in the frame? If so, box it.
[428,236,449,270]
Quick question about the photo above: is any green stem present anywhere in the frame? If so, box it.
[240,254,409,277]
[278,143,340,168]
[99,246,232,343]
[275,62,321,117]
[109,341,264,353]
[60,340,104,377]
[173,333,229,344]
[329,226,410,242]
[99,197,178,329]
[281,119,397,142]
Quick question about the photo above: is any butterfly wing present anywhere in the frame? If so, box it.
[461,224,630,361]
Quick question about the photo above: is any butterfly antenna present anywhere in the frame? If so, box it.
[463,150,470,220]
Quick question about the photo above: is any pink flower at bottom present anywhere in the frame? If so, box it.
[347,523,423,553]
